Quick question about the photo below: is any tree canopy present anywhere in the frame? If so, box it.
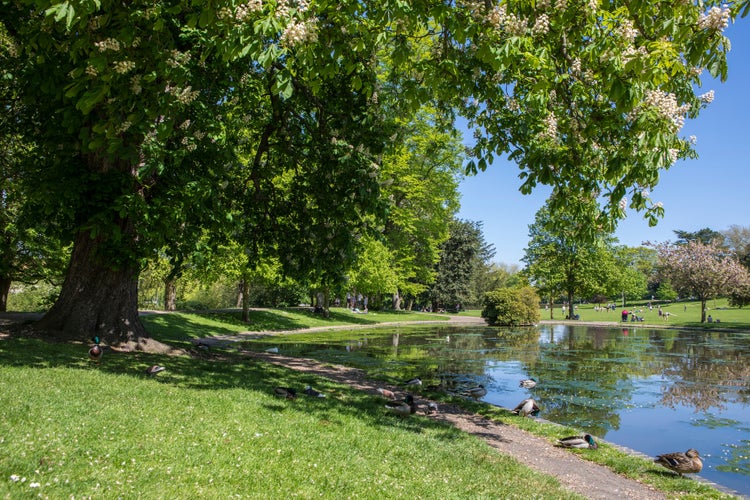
[2,0,747,343]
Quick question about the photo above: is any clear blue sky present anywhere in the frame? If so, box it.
[457,20,750,267]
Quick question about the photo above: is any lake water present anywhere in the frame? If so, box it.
[259,323,750,495]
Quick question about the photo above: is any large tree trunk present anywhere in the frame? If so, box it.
[35,230,147,345]
[0,276,10,312]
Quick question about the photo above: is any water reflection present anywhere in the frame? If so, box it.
[262,323,750,495]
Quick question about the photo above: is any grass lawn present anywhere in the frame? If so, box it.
[542,298,750,330]
[0,336,577,499]
[2,302,745,498]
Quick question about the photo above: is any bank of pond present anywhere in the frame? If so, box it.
[246,323,750,496]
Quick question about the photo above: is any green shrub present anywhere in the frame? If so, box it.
[481,286,540,326]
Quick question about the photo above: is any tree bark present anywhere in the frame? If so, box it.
[0,276,11,312]
[164,279,177,311]
[35,230,147,345]
[241,278,250,323]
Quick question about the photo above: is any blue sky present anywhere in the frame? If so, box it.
[457,20,750,267]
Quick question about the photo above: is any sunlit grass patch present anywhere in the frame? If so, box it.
[0,337,578,499]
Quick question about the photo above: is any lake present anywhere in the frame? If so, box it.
[256,323,750,495]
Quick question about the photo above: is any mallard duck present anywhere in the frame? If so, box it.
[88,336,103,364]
[385,394,417,416]
[654,449,703,476]
[558,434,598,449]
[512,398,540,417]
[303,386,326,398]
[146,365,166,376]
[462,385,487,400]
[519,378,537,389]
[404,377,422,387]
[377,388,396,400]
[274,387,297,399]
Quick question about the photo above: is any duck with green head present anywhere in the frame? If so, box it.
[385,394,417,417]
[558,434,598,449]
[88,336,103,365]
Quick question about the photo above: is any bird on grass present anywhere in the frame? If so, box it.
[404,377,422,387]
[146,365,166,377]
[519,378,537,389]
[461,385,487,400]
[385,394,417,417]
[654,449,703,477]
[303,386,326,398]
[512,398,540,417]
[425,401,439,414]
[88,336,103,365]
[377,388,397,400]
[274,387,297,399]
[558,434,598,449]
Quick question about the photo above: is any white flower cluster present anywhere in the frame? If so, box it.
[170,85,200,104]
[619,196,628,210]
[587,0,598,13]
[180,119,192,130]
[95,37,121,52]
[506,98,520,112]
[689,135,697,144]
[699,90,715,104]
[667,148,679,164]
[85,64,98,77]
[532,14,550,36]
[276,0,291,19]
[295,0,309,13]
[698,4,730,31]
[621,45,648,65]
[555,0,567,11]
[181,136,197,151]
[113,60,135,74]
[117,121,132,133]
[193,130,206,140]
[643,89,690,131]
[167,50,191,68]
[618,19,638,42]
[281,19,318,47]
[540,113,558,140]
[236,0,263,20]
[131,74,142,94]
[487,5,525,36]
[571,58,581,75]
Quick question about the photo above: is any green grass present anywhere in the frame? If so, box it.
[0,337,578,499]
[3,302,745,498]
[541,298,750,330]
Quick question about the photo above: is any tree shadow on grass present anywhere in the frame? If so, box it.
[0,335,452,436]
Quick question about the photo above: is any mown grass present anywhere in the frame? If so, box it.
[540,298,750,330]
[0,336,577,499]
[2,302,744,498]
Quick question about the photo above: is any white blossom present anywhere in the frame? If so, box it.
[95,38,121,52]
[698,4,730,31]
[699,90,715,104]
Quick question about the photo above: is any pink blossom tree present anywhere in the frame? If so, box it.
[656,241,750,322]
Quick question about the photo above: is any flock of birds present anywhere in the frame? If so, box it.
[372,374,703,478]
[87,336,703,478]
